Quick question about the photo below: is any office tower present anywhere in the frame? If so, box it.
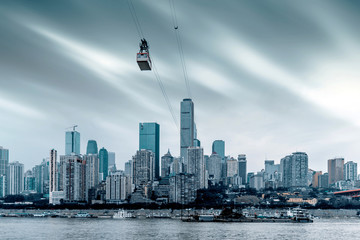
[86,140,98,154]
[132,149,155,190]
[0,146,9,176]
[187,147,205,190]
[33,159,50,194]
[281,152,308,188]
[139,122,160,179]
[328,158,344,184]
[83,154,99,189]
[207,153,222,183]
[169,173,196,204]
[312,171,322,188]
[124,160,132,176]
[24,170,35,192]
[59,155,87,201]
[193,139,201,147]
[344,161,357,181]
[7,161,24,195]
[238,154,247,184]
[318,173,329,188]
[227,157,238,178]
[106,171,131,202]
[170,157,183,175]
[99,147,108,181]
[161,150,173,177]
[108,152,116,168]
[49,149,57,193]
[212,140,225,159]
[65,128,80,155]
[180,99,194,167]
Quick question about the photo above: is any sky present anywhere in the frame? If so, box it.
[1,0,360,173]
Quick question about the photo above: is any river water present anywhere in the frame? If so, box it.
[0,218,359,239]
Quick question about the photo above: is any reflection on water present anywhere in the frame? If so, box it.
[1,218,359,240]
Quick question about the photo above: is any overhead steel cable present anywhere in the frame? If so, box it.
[127,0,179,130]
[169,0,192,99]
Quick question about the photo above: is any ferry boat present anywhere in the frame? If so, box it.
[113,210,134,219]
[291,208,313,223]
[74,212,91,218]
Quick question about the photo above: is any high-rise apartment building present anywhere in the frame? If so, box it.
[86,140,98,154]
[187,147,205,190]
[328,158,344,184]
[99,147,108,181]
[49,149,57,193]
[139,122,160,179]
[344,161,357,181]
[106,171,131,202]
[238,154,247,184]
[83,154,99,189]
[281,152,308,188]
[24,170,35,192]
[59,155,87,201]
[0,146,9,176]
[312,171,322,188]
[180,99,194,167]
[65,129,80,155]
[7,161,24,195]
[132,149,155,190]
[227,157,238,178]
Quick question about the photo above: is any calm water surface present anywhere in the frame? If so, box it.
[0,218,359,239]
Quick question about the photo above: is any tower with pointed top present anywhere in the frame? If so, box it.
[161,150,174,177]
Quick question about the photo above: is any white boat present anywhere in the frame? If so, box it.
[74,212,91,218]
[113,210,134,219]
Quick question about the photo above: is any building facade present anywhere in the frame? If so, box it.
[65,130,80,155]
[187,147,205,190]
[344,161,357,181]
[139,122,160,179]
[132,150,155,192]
[49,149,57,193]
[238,154,247,184]
[7,161,24,195]
[99,147,108,181]
[180,99,194,168]
[86,140,98,154]
[328,158,344,185]
[161,150,173,178]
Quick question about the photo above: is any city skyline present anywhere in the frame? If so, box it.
[1,0,360,173]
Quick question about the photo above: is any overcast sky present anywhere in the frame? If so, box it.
[1,0,360,173]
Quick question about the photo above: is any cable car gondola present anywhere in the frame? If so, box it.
[137,38,152,71]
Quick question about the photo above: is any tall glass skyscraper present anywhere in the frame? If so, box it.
[0,146,9,176]
[212,140,225,159]
[180,99,194,168]
[99,147,108,181]
[65,130,80,155]
[86,140,98,154]
[139,122,160,179]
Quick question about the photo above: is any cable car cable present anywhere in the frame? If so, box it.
[169,0,192,99]
[127,0,144,39]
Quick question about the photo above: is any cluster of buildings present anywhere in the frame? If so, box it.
[0,98,359,205]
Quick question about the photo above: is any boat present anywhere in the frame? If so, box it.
[74,212,91,218]
[291,208,313,223]
[113,210,134,219]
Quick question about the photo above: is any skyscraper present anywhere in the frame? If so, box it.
[108,152,116,168]
[65,129,80,155]
[83,154,99,189]
[49,149,57,193]
[86,140,98,154]
[328,158,344,184]
[344,161,357,181]
[207,153,222,183]
[161,150,173,177]
[0,146,9,176]
[187,147,205,190]
[7,161,24,195]
[59,155,87,201]
[180,99,194,167]
[139,122,160,179]
[212,140,225,159]
[24,170,35,191]
[132,149,155,191]
[238,154,247,184]
[99,148,108,181]
[281,152,308,188]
